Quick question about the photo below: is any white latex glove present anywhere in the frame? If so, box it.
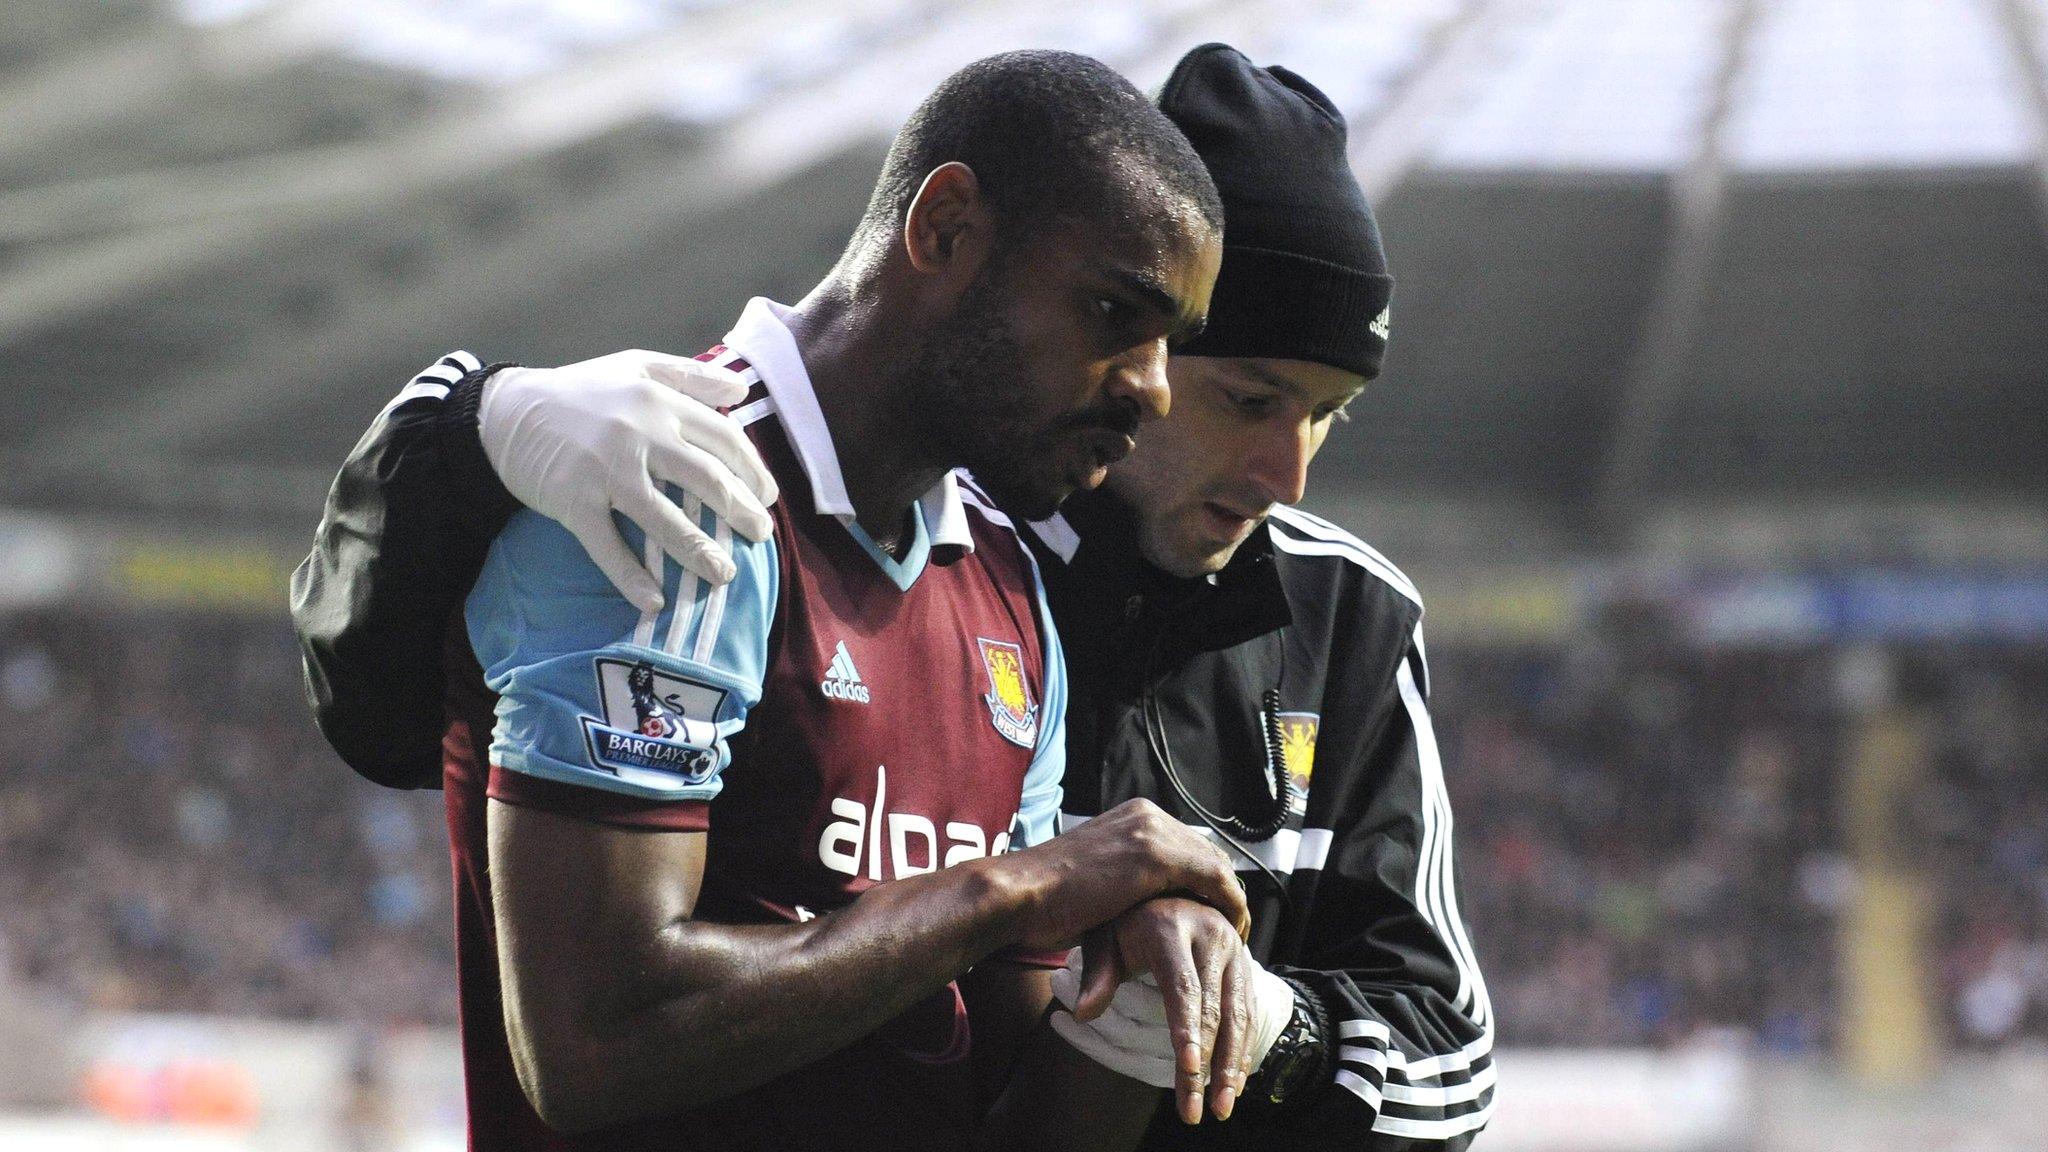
[1049,945,1294,1090]
[477,349,779,610]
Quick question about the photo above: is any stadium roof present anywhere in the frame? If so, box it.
[2,0,2045,562]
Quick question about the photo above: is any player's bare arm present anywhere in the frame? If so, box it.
[488,794,1246,1134]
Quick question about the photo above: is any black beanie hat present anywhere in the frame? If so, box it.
[1157,44,1394,379]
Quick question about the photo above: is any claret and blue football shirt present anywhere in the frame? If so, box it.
[442,297,1068,1150]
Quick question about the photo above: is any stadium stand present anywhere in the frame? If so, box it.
[0,608,454,1027]
[4,600,2043,1054]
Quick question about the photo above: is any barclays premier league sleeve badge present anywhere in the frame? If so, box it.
[976,637,1039,749]
[579,658,728,784]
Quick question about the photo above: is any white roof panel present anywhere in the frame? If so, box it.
[1259,0,1465,124]
[1433,0,1734,172]
[168,0,2048,174]
[1725,0,2036,170]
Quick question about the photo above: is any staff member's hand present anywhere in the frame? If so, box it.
[1050,900,1293,1124]
[477,350,779,609]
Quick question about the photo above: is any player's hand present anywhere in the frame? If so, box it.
[477,350,779,610]
[1049,928,1294,1125]
[1074,897,1252,1122]
[1000,798,1249,952]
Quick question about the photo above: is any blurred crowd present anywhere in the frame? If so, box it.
[0,607,454,1027]
[1438,613,2048,1051]
[1,603,2044,1052]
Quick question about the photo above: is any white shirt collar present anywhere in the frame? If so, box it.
[723,297,974,555]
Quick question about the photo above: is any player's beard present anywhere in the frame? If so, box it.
[907,262,1050,518]
[908,261,1137,521]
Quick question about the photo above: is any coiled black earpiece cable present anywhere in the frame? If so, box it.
[1142,635,1295,910]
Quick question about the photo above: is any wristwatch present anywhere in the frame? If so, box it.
[1254,982,1328,1106]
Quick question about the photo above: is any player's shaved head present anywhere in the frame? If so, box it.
[848,50,1223,268]
[788,49,1223,530]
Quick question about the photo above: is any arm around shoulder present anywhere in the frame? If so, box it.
[291,353,521,789]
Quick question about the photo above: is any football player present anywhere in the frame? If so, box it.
[301,50,1255,1149]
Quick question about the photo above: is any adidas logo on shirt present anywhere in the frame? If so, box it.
[820,640,871,704]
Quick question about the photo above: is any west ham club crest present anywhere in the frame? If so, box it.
[976,637,1038,748]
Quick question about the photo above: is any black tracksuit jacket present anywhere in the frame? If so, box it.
[291,357,1495,1149]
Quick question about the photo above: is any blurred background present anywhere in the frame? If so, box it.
[2,0,2045,1148]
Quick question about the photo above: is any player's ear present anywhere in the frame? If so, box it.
[902,162,994,278]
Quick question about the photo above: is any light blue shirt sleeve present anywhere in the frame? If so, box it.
[1011,548,1066,849]
[465,500,777,803]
